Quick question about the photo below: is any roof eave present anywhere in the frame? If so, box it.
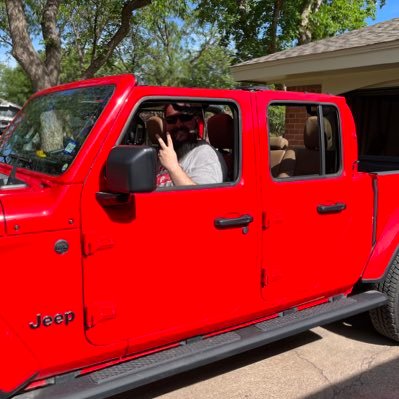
[231,40,399,83]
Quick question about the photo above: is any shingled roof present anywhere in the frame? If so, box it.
[235,18,399,67]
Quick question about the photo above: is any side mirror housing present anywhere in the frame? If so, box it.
[105,145,157,194]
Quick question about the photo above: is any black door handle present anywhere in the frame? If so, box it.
[214,214,254,229]
[317,202,346,214]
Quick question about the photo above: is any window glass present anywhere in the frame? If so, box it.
[0,85,114,175]
[322,105,341,175]
[0,106,19,119]
[122,100,238,187]
[267,103,340,179]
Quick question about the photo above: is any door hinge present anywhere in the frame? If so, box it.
[83,233,114,256]
[261,268,267,288]
[262,212,269,230]
[85,302,116,329]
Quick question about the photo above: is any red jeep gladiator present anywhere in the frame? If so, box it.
[1,74,398,399]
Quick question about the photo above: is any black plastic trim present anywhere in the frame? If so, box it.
[96,192,130,207]
[214,214,254,229]
[317,202,346,214]
[318,105,326,175]
[15,291,386,399]
[1,373,37,399]
[372,175,378,247]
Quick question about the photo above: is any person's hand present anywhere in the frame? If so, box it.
[156,132,180,173]
[156,132,196,186]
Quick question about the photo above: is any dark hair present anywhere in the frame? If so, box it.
[165,103,203,119]
[176,139,208,159]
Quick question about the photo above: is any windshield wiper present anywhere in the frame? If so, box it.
[8,153,33,167]
[0,153,32,185]
[7,163,17,185]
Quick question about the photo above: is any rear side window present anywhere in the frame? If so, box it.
[267,103,341,179]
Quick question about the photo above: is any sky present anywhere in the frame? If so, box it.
[368,0,399,24]
[0,1,398,68]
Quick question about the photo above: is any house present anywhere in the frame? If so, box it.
[231,18,399,160]
[0,99,21,134]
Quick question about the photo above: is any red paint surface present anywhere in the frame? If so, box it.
[0,74,396,395]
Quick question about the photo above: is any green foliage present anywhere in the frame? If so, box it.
[55,0,189,82]
[268,104,286,136]
[0,64,33,105]
[309,0,385,40]
[0,0,387,92]
[195,0,386,62]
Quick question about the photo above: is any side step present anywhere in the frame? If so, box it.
[15,290,386,399]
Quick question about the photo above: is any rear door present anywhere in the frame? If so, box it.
[257,93,366,310]
[81,88,263,352]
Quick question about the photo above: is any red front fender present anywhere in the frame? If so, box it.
[0,316,38,397]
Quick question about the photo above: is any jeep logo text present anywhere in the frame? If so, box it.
[29,311,75,329]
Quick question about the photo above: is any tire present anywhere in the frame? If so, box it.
[370,253,399,341]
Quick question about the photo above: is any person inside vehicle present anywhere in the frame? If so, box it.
[156,103,225,187]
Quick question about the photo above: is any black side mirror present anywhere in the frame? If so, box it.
[97,146,157,205]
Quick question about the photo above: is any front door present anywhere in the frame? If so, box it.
[81,89,262,353]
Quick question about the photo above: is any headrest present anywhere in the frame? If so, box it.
[323,118,333,150]
[304,116,333,151]
[146,115,166,144]
[269,136,288,150]
[207,113,234,149]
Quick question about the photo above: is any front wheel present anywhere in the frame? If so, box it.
[370,254,399,341]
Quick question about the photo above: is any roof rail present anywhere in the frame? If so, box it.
[236,85,271,92]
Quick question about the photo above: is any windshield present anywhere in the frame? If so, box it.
[0,85,114,175]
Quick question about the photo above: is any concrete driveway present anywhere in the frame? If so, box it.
[112,312,399,399]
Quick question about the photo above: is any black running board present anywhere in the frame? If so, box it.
[15,290,386,399]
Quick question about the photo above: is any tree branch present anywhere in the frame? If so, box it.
[70,18,85,71]
[90,0,100,64]
[298,0,322,45]
[83,0,151,79]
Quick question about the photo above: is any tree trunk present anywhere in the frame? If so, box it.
[6,0,151,90]
[236,0,248,12]
[267,0,282,53]
[41,0,62,86]
[5,0,53,91]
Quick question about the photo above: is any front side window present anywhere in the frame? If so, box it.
[0,85,114,175]
[122,100,239,188]
[267,103,341,179]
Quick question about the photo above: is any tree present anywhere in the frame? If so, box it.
[0,0,151,91]
[111,4,235,88]
[0,63,33,105]
[195,0,386,62]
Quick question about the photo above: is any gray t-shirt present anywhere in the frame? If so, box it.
[157,144,225,187]
[179,144,224,185]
